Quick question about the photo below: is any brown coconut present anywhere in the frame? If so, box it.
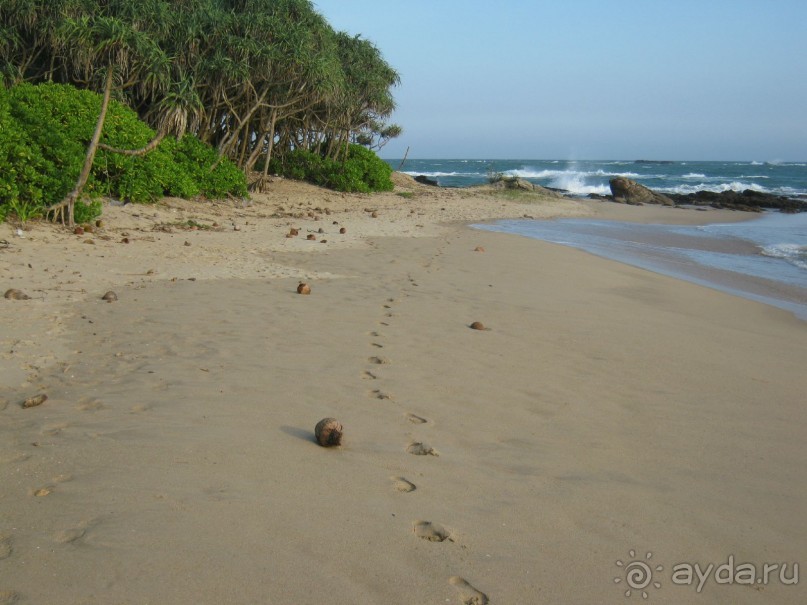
[469,321,487,330]
[101,291,118,302]
[297,283,311,295]
[315,418,343,447]
[4,288,30,300]
[22,394,48,408]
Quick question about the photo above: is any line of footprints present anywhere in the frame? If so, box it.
[364,293,489,605]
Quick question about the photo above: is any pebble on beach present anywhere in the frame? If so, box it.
[297,283,311,295]
[101,291,118,302]
[469,321,487,330]
[315,418,343,447]
[4,288,30,300]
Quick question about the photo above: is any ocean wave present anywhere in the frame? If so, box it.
[505,168,640,180]
[761,244,807,270]
[658,181,771,195]
[401,171,480,178]
[682,173,707,179]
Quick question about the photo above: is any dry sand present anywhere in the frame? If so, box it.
[1,176,805,604]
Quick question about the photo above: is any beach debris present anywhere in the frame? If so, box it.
[73,226,84,235]
[22,394,48,408]
[314,417,343,447]
[317,227,324,234]
[289,228,299,236]
[297,282,311,295]
[95,219,104,229]
[371,211,378,218]
[34,487,52,497]
[121,237,130,244]
[306,233,316,240]
[473,246,485,252]
[101,291,118,302]
[4,288,30,300]
[184,240,191,246]
[339,227,346,234]
[469,321,488,331]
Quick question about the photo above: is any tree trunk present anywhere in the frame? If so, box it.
[52,67,114,227]
[98,130,166,156]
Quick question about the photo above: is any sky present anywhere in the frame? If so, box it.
[313,0,807,161]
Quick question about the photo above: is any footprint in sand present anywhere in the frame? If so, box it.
[42,422,69,436]
[369,356,391,365]
[413,521,452,542]
[0,535,12,559]
[372,389,392,400]
[362,370,378,380]
[371,342,384,348]
[0,398,7,411]
[53,527,86,544]
[130,403,152,413]
[0,590,20,605]
[449,576,489,605]
[76,398,106,412]
[406,413,428,424]
[406,442,438,456]
[32,486,54,497]
[391,477,416,493]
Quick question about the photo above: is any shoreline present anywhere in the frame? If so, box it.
[2,178,805,604]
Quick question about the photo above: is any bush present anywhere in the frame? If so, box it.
[0,82,247,223]
[269,144,394,193]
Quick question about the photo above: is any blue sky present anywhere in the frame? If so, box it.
[313,0,806,161]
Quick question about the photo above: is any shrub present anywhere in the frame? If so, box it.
[0,82,247,223]
[270,144,394,193]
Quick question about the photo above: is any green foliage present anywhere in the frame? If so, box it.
[270,144,393,193]
[0,1,401,172]
[167,135,247,199]
[74,200,102,224]
[0,82,247,223]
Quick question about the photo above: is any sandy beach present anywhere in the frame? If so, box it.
[1,176,805,604]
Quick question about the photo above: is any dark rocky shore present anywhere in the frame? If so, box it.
[594,176,807,213]
[414,172,807,213]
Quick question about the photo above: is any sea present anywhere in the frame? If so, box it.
[388,159,807,319]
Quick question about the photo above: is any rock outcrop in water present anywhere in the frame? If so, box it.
[600,177,807,213]
[609,177,676,206]
[666,189,807,213]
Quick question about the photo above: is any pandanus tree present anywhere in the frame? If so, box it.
[1,0,402,216]
[48,16,172,225]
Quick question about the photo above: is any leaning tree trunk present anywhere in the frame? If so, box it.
[50,67,114,227]
[98,130,166,156]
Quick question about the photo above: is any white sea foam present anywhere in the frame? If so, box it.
[682,173,707,179]
[761,244,807,269]
[660,181,770,195]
